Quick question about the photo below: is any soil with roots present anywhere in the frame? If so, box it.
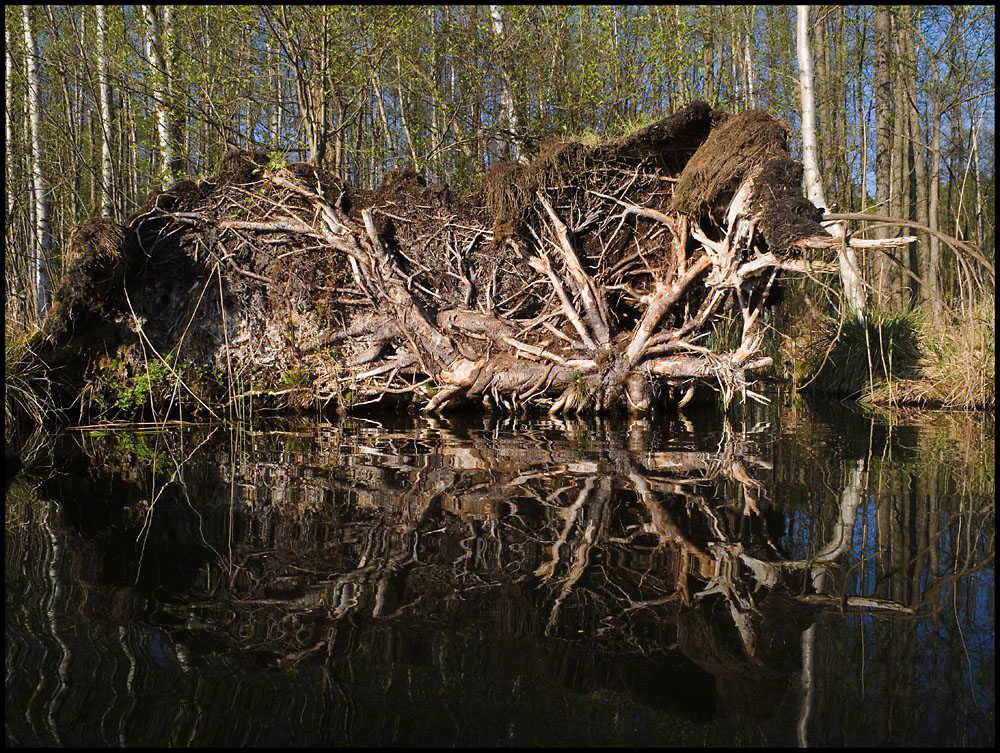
[43,101,836,420]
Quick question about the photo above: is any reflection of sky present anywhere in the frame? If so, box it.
[768,415,994,746]
[811,470,994,746]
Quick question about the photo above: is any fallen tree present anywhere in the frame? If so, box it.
[44,102,887,418]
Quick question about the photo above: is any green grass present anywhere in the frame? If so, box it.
[798,299,994,410]
[802,308,922,398]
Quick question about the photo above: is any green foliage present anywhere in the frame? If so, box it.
[802,308,922,397]
[266,150,287,172]
[280,367,314,388]
[101,355,174,416]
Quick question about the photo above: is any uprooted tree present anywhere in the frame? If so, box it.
[41,102,918,419]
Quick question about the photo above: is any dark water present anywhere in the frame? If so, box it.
[6,396,994,747]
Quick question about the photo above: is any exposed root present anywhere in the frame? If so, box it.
[45,103,848,418]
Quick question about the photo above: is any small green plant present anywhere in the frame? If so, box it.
[104,355,174,415]
[572,370,588,401]
[266,150,287,172]
[280,367,314,388]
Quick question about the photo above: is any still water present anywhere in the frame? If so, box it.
[5,396,994,747]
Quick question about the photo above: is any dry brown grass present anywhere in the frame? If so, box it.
[865,297,994,410]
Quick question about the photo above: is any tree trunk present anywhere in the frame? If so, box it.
[142,5,173,184]
[797,6,865,319]
[928,108,942,321]
[813,9,834,198]
[702,6,715,102]
[161,6,185,175]
[5,17,14,221]
[489,5,522,163]
[395,55,419,168]
[267,39,281,147]
[23,4,51,320]
[874,7,892,215]
[902,8,923,307]
[96,5,115,217]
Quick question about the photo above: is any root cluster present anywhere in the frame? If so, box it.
[47,102,841,417]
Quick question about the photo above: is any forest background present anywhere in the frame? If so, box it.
[4,4,995,406]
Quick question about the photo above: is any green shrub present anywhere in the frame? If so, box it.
[98,355,173,416]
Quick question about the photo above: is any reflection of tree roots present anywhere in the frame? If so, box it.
[94,421,802,669]
[62,415,993,719]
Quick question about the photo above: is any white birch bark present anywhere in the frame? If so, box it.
[23,4,50,319]
[161,6,184,174]
[489,5,523,163]
[96,5,115,216]
[142,5,172,183]
[6,18,14,220]
[797,6,866,320]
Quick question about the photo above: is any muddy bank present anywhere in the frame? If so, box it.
[42,102,834,420]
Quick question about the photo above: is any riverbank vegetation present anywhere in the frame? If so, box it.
[4,6,994,429]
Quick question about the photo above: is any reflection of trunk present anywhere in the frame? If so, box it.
[43,508,70,745]
[811,459,864,592]
[799,455,864,747]
[797,623,815,747]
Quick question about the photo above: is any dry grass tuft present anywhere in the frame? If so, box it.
[5,327,55,437]
[866,297,994,410]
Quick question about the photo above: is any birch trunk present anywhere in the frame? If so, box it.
[489,5,523,163]
[96,5,115,217]
[5,18,14,220]
[797,6,865,320]
[141,5,172,184]
[23,4,51,320]
[161,6,184,175]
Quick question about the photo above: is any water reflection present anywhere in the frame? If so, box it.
[5,401,994,746]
